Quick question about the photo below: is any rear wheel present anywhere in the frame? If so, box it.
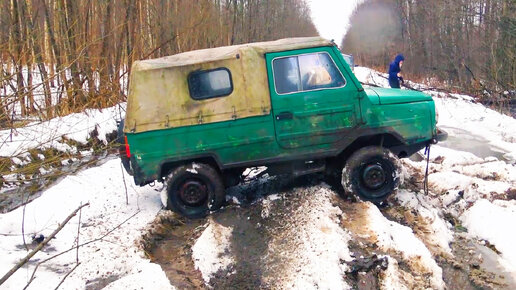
[165,163,225,218]
[342,146,400,204]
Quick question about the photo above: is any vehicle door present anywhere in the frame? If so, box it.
[266,47,359,149]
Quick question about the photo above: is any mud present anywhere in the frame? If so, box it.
[143,213,206,289]
[144,169,514,289]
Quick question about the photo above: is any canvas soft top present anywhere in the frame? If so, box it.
[125,37,334,134]
[133,37,333,71]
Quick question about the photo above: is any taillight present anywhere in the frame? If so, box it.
[124,135,131,158]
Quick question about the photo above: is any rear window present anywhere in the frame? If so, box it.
[188,68,233,100]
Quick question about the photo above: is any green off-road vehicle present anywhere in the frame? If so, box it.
[119,37,446,218]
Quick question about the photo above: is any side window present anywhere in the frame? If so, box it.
[188,68,233,100]
[272,56,301,94]
[299,53,345,90]
[272,52,345,94]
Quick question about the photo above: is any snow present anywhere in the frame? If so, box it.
[191,222,234,283]
[270,188,353,289]
[0,158,171,289]
[354,66,516,286]
[192,186,354,289]
[433,97,516,161]
[396,190,454,256]
[0,104,124,157]
[366,203,445,289]
[461,199,516,279]
[103,262,173,290]
[380,256,410,290]
[1,65,515,288]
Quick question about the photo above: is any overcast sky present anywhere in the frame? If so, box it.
[307,0,362,44]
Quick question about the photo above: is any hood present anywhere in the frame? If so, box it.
[365,87,433,105]
[394,54,405,64]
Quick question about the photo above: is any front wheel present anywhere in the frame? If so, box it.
[165,163,225,218]
[342,146,401,204]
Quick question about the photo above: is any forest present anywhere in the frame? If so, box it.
[0,0,317,124]
[2,0,514,125]
[342,0,515,110]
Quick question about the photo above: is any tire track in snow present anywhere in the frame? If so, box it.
[339,201,445,289]
[190,183,354,289]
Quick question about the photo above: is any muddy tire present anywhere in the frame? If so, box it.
[342,146,400,204]
[165,163,225,218]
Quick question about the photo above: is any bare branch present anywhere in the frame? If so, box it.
[0,203,90,286]
[54,263,81,290]
[22,210,140,289]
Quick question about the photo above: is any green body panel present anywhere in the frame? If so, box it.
[124,43,438,185]
[265,47,360,149]
[365,87,433,105]
[365,102,435,143]
[127,115,277,178]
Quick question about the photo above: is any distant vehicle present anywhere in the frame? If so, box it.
[341,53,354,71]
[118,37,446,218]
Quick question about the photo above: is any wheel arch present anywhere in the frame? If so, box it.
[159,155,222,180]
[337,132,405,162]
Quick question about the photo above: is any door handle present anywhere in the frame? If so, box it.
[276,111,293,121]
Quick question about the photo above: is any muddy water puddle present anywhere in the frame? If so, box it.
[145,217,206,289]
[439,126,508,160]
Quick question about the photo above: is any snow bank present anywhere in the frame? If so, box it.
[461,199,516,276]
[0,104,124,157]
[366,203,445,289]
[191,222,234,283]
[396,190,454,256]
[271,187,353,289]
[0,158,171,289]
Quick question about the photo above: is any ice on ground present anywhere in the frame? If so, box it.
[433,97,516,159]
[0,158,167,289]
[461,199,516,279]
[426,145,484,167]
[192,222,234,283]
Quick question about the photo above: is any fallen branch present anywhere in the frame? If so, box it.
[120,162,129,205]
[76,204,82,264]
[22,210,140,289]
[21,189,29,251]
[0,203,90,286]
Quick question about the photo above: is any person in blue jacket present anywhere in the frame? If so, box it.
[388,54,404,88]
